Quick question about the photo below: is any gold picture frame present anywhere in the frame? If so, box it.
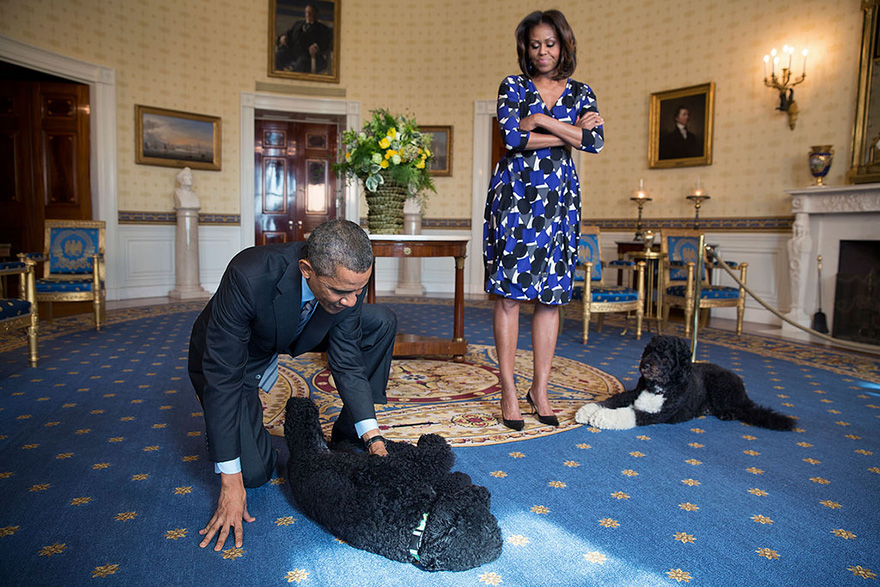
[135,105,221,171]
[269,0,340,83]
[649,82,715,169]
[422,125,453,176]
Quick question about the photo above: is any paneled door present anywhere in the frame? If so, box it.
[0,79,92,256]
[254,120,338,245]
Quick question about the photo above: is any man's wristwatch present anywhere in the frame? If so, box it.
[364,435,385,450]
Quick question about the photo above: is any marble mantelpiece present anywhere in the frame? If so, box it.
[784,184,880,338]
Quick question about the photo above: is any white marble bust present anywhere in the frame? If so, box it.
[174,167,200,209]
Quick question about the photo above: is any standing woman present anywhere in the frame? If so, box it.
[484,10,604,430]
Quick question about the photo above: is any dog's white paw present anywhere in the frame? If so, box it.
[575,402,601,424]
[578,405,637,430]
[634,391,664,414]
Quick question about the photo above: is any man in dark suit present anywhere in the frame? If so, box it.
[659,105,702,160]
[188,219,396,551]
[275,4,333,73]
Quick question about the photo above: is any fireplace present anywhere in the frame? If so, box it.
[785,184,880,340]
[833,240,880,344]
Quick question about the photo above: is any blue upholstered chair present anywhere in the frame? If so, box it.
[0,258,38,366]
[570,226,645,344]
[659,229,748,336]
[27,220,106,330]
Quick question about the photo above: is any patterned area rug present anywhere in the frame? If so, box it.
[0,300,878,586]
[263,345,625,445]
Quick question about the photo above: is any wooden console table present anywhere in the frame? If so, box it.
[367,235,470,360]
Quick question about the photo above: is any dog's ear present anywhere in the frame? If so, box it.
[417,485,502,571]
[672,337,692,372]
[284,397,326,454]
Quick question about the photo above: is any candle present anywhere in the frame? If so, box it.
[802,49,808,76]
[763,54,769,79]
[771,48,777,75]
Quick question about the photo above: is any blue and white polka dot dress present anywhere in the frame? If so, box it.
[484,74,604,305]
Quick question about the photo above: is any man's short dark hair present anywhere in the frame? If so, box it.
[305,219,373,276]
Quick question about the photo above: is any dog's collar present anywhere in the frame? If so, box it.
[408,512,429,563]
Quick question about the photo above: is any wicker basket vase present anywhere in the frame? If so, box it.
[364,171,407,234]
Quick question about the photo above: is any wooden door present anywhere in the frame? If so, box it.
[254,120,337,245]
[0,77,91,256]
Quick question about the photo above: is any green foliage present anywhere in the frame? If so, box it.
[334,109,436,197]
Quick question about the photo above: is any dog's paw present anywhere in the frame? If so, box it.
[575,402,601,424]
[579,405,637,430]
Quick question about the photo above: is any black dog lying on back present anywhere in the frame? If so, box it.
[283,397,503,571]
[575,335,796,431]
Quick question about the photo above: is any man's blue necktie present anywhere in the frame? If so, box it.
[260,299,315,392]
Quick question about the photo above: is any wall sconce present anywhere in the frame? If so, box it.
[763,45,808,130]
[685,177,710,230]
[630,178,652,241]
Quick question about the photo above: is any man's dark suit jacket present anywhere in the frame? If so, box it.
[188,242,379,464]
[659,128,702,160]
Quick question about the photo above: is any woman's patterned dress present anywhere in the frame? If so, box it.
[484,74,604,304]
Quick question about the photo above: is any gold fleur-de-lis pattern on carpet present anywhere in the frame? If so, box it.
[0,300,877,584]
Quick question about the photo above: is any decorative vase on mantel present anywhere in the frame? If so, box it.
[364,170,407,234]
[808,145,834,186]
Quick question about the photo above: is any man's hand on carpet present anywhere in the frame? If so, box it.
[199,472,255,551]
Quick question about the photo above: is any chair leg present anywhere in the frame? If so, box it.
[596,314,605,333]
[683,304,693,338]
[619,312,630,336]
[94,297,103,331]
[582,304,591,344]
[736,298,745,335]
[635,306,643,340]
[27,324,38,367]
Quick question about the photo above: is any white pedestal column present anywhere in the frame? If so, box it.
[169,207,210,300]
[169,167,209,300]
[395,201,425,296]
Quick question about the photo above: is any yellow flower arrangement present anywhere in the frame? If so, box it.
[335,109,435,195]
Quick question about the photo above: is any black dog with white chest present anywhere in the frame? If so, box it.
[575,335,796,431]
[283,396,503,572]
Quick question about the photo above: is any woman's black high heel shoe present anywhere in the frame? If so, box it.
[501,415,524,431]
[526,392,559,427]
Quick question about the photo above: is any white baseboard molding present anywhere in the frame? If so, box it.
[110,224,240,300]
[110,225,791,330]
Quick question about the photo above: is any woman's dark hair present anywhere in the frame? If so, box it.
[515,10,577,80]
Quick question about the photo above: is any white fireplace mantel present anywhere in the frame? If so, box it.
[784,184,880,338]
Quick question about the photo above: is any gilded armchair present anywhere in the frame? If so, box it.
[27,219,107,330]
[0,258,38,366]
[659,229,747,336]
[570,226,645,344]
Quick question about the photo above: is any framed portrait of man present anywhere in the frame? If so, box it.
[269,0,340,83]
[649,82,715,169]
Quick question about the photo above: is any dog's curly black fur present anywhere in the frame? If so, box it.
[575,335,796,431]
[282,397,503,571]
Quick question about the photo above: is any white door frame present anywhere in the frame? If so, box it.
[0,35,119,297]
[240,93,361,249]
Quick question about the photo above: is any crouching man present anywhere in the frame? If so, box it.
[188,219,397,551]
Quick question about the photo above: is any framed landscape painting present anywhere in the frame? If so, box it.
[135,105,221,171]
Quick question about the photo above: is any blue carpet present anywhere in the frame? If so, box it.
[0,300,878,586]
